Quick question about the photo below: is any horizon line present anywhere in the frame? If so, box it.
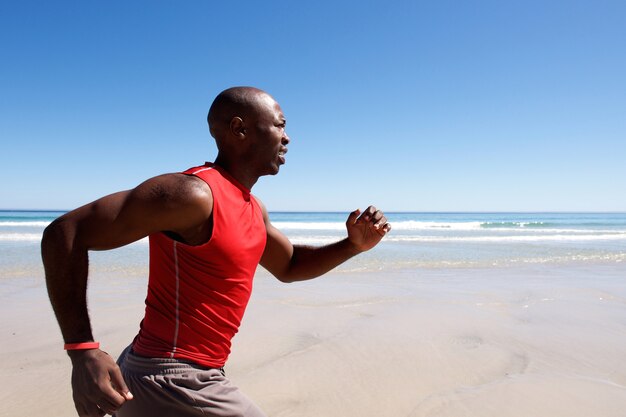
[2,209,626,215]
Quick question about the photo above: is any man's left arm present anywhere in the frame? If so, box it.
[259,205,391,283]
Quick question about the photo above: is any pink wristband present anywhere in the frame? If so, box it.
[64,342,100,350]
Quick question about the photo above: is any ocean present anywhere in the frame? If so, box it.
[1,211,625,282]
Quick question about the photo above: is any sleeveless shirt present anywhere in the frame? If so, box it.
[132,163,267,368]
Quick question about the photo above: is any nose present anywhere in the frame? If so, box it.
[282,131,290,144]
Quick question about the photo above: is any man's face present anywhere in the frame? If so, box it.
[246,94,290,176]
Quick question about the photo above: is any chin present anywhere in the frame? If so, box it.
[258,166,280,177]
[269,162,282,175]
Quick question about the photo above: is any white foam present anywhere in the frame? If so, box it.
[384,233,626,243]
[0,233,43,242]
[477,226,625,234]
[273,222,345,231]
[274,221,485,231]
[288,236,340,245]
[0,221,50,227]
[0,233,150,244]
[393,221,483,230]
[273,232,626,245]
[273,220,626,234]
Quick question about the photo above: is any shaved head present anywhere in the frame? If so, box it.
[207,86,272,142]
[206,86,288,181]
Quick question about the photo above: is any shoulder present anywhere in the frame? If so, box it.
[132,173,213,217]
[137,173,210,198]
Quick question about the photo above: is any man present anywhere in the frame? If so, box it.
[42,86,391,417]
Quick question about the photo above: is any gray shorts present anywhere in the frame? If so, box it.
[114,346,267,417]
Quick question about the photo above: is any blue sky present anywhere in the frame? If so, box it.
[1,0,625,211]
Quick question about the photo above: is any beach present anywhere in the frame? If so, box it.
[1,212,626,416]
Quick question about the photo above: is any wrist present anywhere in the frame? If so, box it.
[344,237,363,256]
[65,341,100,360]
[67,346,101,362]
[64,341,100,350]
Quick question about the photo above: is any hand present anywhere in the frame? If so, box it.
[69,349,133,416]
[346,206,391,253]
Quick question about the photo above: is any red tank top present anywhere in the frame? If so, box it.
[132,163,267,368]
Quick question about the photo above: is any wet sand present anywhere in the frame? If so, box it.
[1,264,626,416]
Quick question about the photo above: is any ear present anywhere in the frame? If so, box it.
[230,117,246,139]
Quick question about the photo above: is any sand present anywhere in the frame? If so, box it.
[1,263,626,416]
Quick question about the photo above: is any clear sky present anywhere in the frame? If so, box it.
[1,0,625,211]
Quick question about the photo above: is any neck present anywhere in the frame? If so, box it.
[213,153,258,190]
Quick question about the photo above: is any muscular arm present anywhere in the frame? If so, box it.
[41,173,212,416]
[42,173,212,343]
[259,203,391,283]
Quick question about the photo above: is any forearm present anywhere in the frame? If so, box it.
[41,219,94,344]
[45,222,135,415]
[279,238,362,283]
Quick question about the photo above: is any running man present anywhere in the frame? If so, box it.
[42,86,391,417]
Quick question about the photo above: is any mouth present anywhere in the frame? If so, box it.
[278,148,287,163]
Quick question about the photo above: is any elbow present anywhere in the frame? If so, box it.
[41,217,77,255]
[275,272,296,284]
[274,269,318,284]
[41,220,66,279]
[274,267,315,283]
[42,219,63,249]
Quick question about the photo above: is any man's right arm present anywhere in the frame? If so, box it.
[41,173,212,416]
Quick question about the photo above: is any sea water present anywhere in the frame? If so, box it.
[1,211,625,281]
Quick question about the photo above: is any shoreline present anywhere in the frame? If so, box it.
[1,263,625,416]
